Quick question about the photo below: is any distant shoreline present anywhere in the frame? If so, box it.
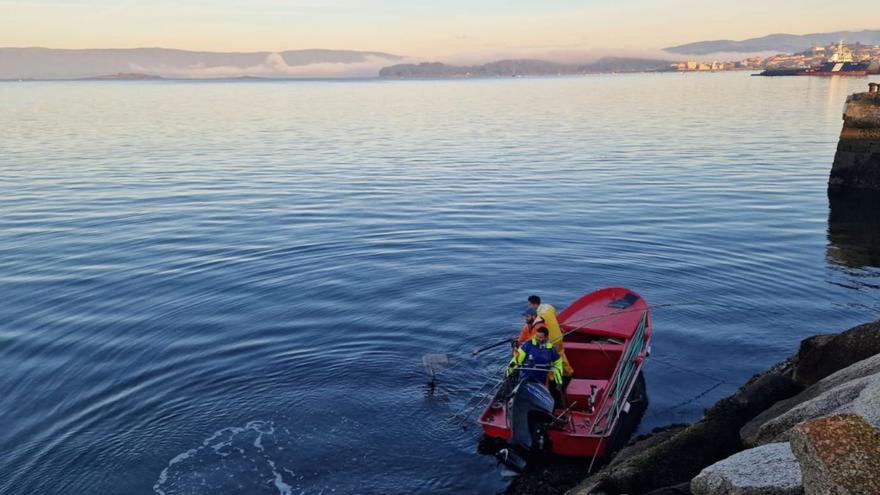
[8,70,878,83]
[0,71,770,83]
[0,75,381,82]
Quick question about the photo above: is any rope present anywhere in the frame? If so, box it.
[650,356,728,383]
[590,312,648,436]
[650,380,727,417]
[647,356,728,417]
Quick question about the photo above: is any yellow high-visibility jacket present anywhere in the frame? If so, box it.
[537,303,574,377]
[507,336,563,385]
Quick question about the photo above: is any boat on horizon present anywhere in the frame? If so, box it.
[758,40,872,77]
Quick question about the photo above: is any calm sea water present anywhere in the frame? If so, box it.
[2,73,879,495]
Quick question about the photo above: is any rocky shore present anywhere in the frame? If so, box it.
[507,319,880,495]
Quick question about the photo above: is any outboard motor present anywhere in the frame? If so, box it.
[494,448,528,473]
[508,380,555,453]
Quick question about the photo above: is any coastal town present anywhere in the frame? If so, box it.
[673,40,880,72]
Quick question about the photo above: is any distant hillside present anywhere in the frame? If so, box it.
[379,57,674,78]
[665,30,880,55]
[0,47,402,79]
[380,59,574,78]
[583,57,675,73]
[80,72,163,81]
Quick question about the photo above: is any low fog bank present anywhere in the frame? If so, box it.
[0,47,402,79]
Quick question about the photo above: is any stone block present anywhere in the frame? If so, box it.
[793,320,880,387]
[690,442,802,495]
[789,415,880,495]
[741,353,880,447]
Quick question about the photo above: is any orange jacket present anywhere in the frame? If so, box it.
[517,320,548,345]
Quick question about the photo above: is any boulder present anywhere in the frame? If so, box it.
[606,424,689,466]
[789,415,880,495]
[565,320,880,495]
[741,353,880,446]
[690,442,802,495]
[792,320,880,386]
[567,362,801,495]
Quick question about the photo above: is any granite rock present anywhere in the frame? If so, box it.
[792,320,880,386]
[567,362,801,495]
[789,415,880,495]
[690,442,802,495]
[565,320,880,495]
[741,353,880,446]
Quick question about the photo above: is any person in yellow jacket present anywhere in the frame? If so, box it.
[528,295,574,378]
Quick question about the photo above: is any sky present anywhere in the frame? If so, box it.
[2,0,879,60]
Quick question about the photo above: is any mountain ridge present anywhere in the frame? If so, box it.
[665,29,880,55]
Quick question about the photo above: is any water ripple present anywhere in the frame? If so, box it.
[1,74,879,494]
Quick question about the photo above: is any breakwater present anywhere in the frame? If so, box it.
[830,83,880,194]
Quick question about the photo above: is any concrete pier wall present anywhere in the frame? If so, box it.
[829,83,880,194]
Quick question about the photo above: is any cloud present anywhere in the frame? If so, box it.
[128,52,399,78]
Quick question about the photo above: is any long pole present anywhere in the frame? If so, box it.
[471,338,515,356]
[470,303,671,357]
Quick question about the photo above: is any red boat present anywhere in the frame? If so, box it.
[479,287,652,459]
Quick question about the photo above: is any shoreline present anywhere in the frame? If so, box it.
[0,71,780,83]
[506,319,880,494]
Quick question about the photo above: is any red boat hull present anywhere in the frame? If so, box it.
[479,287,651,459]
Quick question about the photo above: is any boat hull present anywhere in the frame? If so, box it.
[759,61,870,77]
[797,71,867,77]
[479,287,651,459]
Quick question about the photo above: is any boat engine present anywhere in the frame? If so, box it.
[508,380,555,453]
[495,448,528,473]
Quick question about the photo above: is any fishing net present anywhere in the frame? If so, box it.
[422,353,450,377]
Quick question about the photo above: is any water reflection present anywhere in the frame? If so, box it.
[827,192,880,268]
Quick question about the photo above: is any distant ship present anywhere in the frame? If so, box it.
[758,40,871,77]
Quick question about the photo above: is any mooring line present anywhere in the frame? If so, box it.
[649,355,728,383]
[646,355,729,417]
[650,380,727,417]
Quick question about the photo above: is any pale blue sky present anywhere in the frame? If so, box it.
[2,0,878,58]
